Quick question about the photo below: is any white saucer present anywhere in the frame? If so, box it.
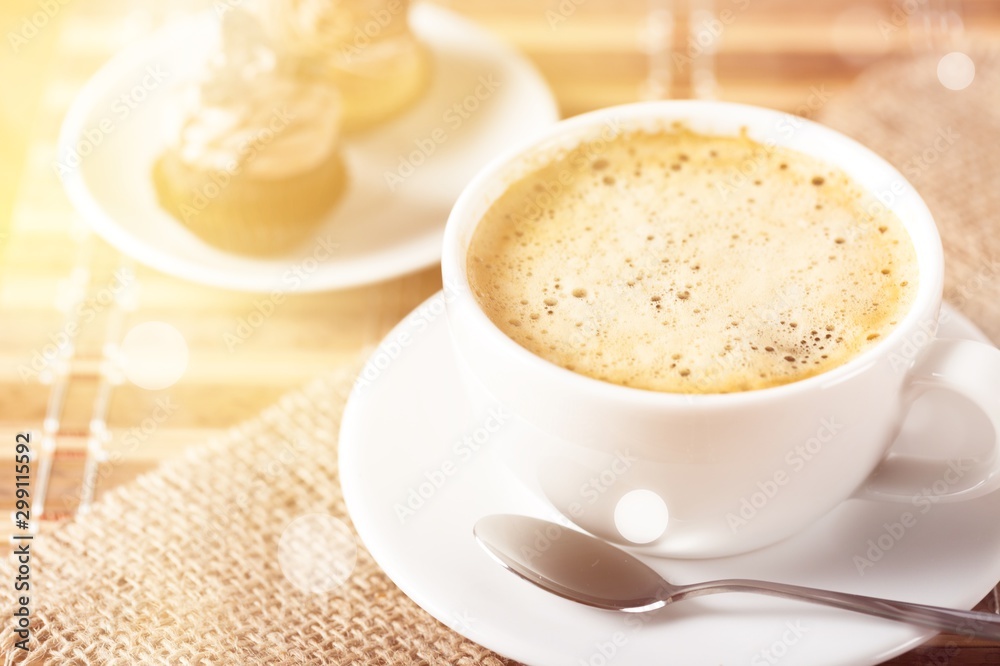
[57,5,558,292]
[340,299,1000,666]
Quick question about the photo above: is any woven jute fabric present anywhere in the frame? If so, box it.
[819,47,1000,339]
[1,367,509,665]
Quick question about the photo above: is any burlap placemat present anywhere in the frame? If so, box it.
[819,47,1000,339]
[1,367,510,665]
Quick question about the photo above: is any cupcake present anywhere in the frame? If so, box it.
[261,0,431,132]
[152,10,348,255]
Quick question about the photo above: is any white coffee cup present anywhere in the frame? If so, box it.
[442,100,1000,558]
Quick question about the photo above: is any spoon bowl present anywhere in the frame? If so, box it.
[474,513,668,612]
[474,514,1000,640]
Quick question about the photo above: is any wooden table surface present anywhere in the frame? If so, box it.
[2,0,999,663]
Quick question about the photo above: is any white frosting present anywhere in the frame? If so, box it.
[172,10,341,179]
[263,0,412,69]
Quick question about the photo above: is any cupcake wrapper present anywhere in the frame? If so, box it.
[152,150,348,257]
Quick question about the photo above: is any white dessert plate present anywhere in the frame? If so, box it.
[58,4,559,292]
[340,298,1000,666]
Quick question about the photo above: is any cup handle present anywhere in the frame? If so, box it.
[858,338,1000,503]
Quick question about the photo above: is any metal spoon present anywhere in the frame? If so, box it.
[474,514,1000,640]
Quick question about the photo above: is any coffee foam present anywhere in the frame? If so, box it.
[467,129,919,394]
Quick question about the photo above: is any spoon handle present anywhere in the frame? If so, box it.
[676,579,1000,640]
